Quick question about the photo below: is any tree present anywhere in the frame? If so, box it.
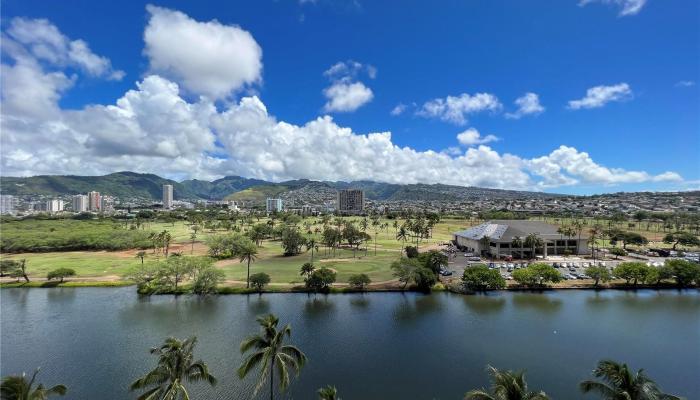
[46,268,75,283]
[613,262,650,286]
[192,266,225,296]
[418,250,448,277]
[663,232,700,250]
[347,274,371,290]
[512,263,561,287]
[404,246,419,258]
[131,336,216,400]
[390,258,436,292]
[189,232,197,255]
[306,238,319,263]
[479,236,492,256]
[135,251,147,265]
[0,369,67,400]
[281,228,306,256]
[585,266,611,287]
[299,263,316,282]
[318,385,340,400]
[523,234,543,260]
[305,267,336,293]
[665,259,700,287]
[238,314,306,400]
[250,272,271,293]
[237,239,258,289]
[579,359,681,400]
[511,236,524,259]
[609,247,626,259]
[0,260,29,283]
[464,365,548,400]
[462,265,506,291]
[396,226,409,253]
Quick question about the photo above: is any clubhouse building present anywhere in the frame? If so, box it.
[453,220,589,259]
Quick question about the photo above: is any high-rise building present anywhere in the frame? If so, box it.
[45,199,64,213]
[0,195,15,215]
[72,195,88,212]
[337,189,364,215]
[266,198,283,213]
[88,191,101,211]
[163,184,173,209]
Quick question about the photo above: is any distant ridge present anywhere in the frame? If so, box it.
[0,171,565,202]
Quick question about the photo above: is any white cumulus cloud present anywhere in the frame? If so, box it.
[417,92,501,125]
[568,83,632,110]
[4,17,124,80]
[322,60,374,113]
[505,92,545,119]
[579,0,647,16]
[144,4,263,100]
[390,103,407,116]
[456,128,499,146]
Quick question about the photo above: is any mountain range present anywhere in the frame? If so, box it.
[0,171,563,202]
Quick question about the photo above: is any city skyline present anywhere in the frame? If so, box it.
[1,0,698,195]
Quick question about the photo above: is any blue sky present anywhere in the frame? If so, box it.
[1,0,698,194]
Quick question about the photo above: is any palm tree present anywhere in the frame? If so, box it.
[396,226,409,254]
[1,369,67,400]
[318,385,340,400]
[579,360,681,400]
[306,238,318,263]
[524,233,543,260]
[479,236,492,257]
[238,242,259,289]
[135,251,147,265]
[300,262,315,281]
[465,365,548,400]
[511,236,523,260]
[238,314,307,400]
[572,220,584,255]
[130,336,216,400]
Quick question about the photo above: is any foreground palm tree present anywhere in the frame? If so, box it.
[1,369,67,400]
[579,360,681,400]
[131,336,216,400]
[318,385,340,400]
[465,365,548,400]
[238,314,306,400]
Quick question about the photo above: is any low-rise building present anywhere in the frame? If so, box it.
[453,220,588,258]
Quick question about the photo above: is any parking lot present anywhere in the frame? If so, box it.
[440,246,645,282]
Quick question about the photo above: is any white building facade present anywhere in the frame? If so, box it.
[0,195,16,215]
[162,184,174,209]
[266,198,283,213]
[72,195,88,212]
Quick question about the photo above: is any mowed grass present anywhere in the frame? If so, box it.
[0,251,145,278]
[0,216,477,285]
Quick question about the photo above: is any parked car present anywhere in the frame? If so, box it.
[440,270,453,276]
[469,256,482,262]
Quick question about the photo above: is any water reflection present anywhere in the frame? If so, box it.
[349,294,371,309]
[245,295,270,315]
[511,292,563,314]
[119,295,223,326]
[393,293,443,322]
[462,294,506,315]
[47,287,77,303]
[303,296,335,318]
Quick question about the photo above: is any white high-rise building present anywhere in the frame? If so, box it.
[0,195,15,215]
[266,198,283,213]
[45,199,64,213]
[72,195,88,212]
[163,184,173,209]
[88,191,101,211]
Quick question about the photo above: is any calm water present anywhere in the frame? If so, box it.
[1,288,698,399]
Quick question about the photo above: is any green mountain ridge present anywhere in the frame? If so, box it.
[0,171,564,202]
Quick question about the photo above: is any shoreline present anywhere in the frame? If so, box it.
[1,280,697,294]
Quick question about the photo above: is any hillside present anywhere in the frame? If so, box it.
[0,171,564,202]
[0,172,198,200]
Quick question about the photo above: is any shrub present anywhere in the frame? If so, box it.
[462,264,506,291]
[405,246,419,258]
[512,263,561,287]
[347,273,371,290]
[46,268,76,282]
[306,267,337,292]
[192,267,225,296]
[613,262,650,286]
[584,266,611,286]
[249,272,271,293]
